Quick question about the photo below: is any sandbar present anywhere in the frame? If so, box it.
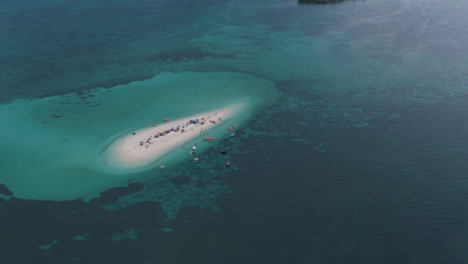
[111,103,243,168]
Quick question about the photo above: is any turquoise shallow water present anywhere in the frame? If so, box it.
[1,0,468,263]
[0,71,275,200]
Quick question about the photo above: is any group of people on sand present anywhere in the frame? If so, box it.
[136,115,220,147]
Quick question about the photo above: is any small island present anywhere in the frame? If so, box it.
[103,103,246,169]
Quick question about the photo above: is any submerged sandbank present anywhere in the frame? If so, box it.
[107,103,244,169]
[0,71,277,201]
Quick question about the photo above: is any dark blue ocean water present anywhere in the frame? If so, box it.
[1,0,468,263]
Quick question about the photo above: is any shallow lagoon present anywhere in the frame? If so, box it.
[0,71,276,200]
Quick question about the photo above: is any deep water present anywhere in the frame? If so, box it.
[1,0,468,263]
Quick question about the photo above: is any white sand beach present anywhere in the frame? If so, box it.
[115,104,242,165]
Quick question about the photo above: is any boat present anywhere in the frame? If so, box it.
[229,133,235,138]
[194,157,199,163]
[192,146,197,153]
[226,159,231,167]
[159,165,166,171]
[220,147,230,154]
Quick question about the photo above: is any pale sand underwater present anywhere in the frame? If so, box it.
[0,71,277,201]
